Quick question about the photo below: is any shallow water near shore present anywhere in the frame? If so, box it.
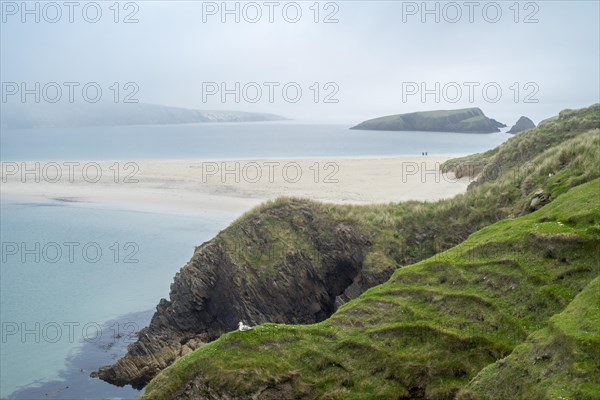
[6,310,153,400]
[0,199,233,399]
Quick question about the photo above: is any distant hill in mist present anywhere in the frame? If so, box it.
[0,102,288,129]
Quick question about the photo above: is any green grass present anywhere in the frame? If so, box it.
[458,277,600,400]
[442,104,600,189]
[143,179,599,399]
[141,104,600,399]
[206,105,600,289]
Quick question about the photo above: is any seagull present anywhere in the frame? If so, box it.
[238,321,253,331]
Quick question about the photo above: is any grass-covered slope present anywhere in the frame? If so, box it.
[100,105,599,387]
[340,105,599,277]
[141,105,600,399]
[441,104,600,189]
[143,178,600,399]
[459,277,600,400]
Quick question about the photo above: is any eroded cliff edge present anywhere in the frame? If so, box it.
[94,200,382,388]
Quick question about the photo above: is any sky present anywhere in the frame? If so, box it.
[1,0,599,125]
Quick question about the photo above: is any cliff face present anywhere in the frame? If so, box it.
[351,107,505,133]
[94,200,380,388]
[507,116,536,134]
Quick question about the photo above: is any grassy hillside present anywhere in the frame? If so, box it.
[141,104,600,399]
[459,277,600,400]
[143,178,600,399]
[441,105,599,188]
[338,104,599,277]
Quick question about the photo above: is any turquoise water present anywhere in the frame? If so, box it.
[0,199,234,398]
[0,123,511,398]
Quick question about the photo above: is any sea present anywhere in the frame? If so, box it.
[0,122,511,399]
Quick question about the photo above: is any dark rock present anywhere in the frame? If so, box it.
[527,189,552,212]
[93,200,385,388]
[508,116,536,134]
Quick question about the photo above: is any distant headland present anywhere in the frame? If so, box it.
[1,102,288,129]
[351,107,506,133]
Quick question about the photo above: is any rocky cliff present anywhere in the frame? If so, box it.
[350,107,505,133]
[94,182,513,388]
[94,200,383,388]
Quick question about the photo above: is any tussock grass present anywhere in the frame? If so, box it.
[142,104,600,399]
[144,179,599,399]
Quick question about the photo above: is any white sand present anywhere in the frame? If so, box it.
[1,157,472,216]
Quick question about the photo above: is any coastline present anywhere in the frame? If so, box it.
[1,156,472,216]
[0,155,471,398]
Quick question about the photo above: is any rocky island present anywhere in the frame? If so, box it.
[507,116,536,134]
[350,107,506,133]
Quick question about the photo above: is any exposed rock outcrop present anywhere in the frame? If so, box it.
[527,189,552,212]
[351,107,505,133]
[93,199,381,388]
[507,116,536,134]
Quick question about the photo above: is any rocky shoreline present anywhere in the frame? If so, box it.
[94,200,387,387]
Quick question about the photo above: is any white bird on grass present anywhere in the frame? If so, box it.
[238,321,253,332]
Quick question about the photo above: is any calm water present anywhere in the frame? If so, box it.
[0,122,511,399]
[0,122,512,160]
[0,199,234,399]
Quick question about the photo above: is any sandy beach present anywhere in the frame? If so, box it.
[1,157,472,215]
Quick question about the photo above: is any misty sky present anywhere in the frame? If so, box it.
[1,0,599,125]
